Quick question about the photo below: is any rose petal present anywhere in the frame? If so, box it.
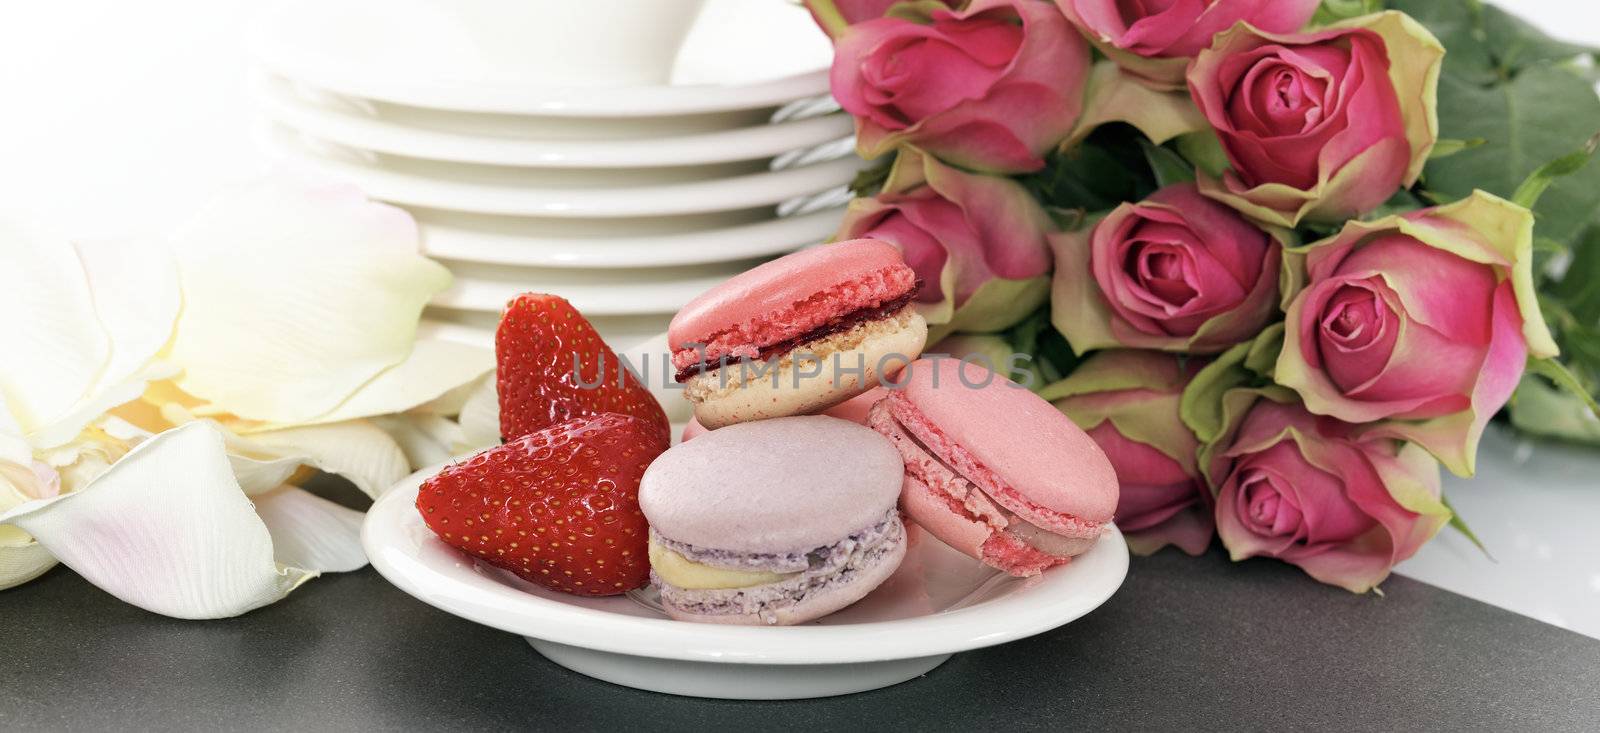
[252,485,368,573]
[243,338,493,430]
[241,421,411,499]
[163,175,452,425]
[0,423,317,619]
[0,225,180,450]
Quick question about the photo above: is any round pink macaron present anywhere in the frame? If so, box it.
[667,240,927,428]
[640,416,908,625]
[867,358,1119,576]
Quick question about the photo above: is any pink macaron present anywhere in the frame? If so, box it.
[868,358,1119,576]
[639,416,907,625]
[668,240,928,429]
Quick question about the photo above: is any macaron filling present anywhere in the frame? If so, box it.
[680,306,921,399]
[671,266,918,382]
[870,395,1102,569]
[649,511,904,622]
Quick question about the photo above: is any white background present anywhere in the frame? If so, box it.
[0,1,1597,637]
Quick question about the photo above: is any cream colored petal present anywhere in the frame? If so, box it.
[280,338,493,428]
[164,175,452,425]
[0,221,108,441]
[0,229,181,450]
[456,373,501,450]
[252,485,368,573]
[0,423,315,619]
[371,413,466,470]
[0,531,57,590]
[243,420,410,499]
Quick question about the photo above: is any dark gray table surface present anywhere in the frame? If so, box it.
[5,537,1599,732]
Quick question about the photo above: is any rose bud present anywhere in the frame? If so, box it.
[1203,391,1449,593]
[829,0,1091,173]
[1040,350,1212,556]
[1185,12,1443,227]
[1051,182,1285,354]
[1055,0,1318,89]
[1275,191,1558,477]
[839,147,1053,335]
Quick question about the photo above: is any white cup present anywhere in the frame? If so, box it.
[439,0,710,87]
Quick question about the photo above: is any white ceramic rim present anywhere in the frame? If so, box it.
[417,206,841,269]
[262,127,862,218]
[257,75,855,168]
[427,260,753,315]
[249,15,830,117]
[363,470,1130,665]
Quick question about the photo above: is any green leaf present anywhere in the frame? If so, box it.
[1511,133,1600,209]
[1428,138,1487,160]
[1387,0,1497,84]
[1019,124,1156,213]
[1552,228,1600,323]
[1480,4,1600,70]
[1140,139,1195,188]
[1424,67,1600,244]
[1441,496,1493,561]
[1524,357,1600,416]
[1391,0,1596,82]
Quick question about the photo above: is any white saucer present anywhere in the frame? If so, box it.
[258,74,855,168]
[252,0,832,116]
[415,206,841,268]
[263,125,861,218]
[364,469,1129,699]
[430,259,754,315]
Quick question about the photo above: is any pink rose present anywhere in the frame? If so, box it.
[1185,12,1443,227]
[1051,182,1283,354]
[1040,350,1212,556]
[1056,0,1318,89]
[838,147,1053,333]
[1206,393,1448,593]
[829,0,1091,173]
[1276,192,1558,477]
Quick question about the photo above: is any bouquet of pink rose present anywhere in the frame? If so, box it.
[804,0,1600,592]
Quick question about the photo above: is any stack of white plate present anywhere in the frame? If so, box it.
[248,0,853,349]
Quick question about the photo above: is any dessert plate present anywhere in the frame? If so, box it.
[264,125,861,218]
[414,206,842,268]
[251,0,832,116]
[258,74,856,168]
[365,470,1128,699]
[428,259,759,315]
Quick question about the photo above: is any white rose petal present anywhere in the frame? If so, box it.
[252,485,368,573]
[0,423,319,619]
[164,176,452,425]
[243,420,410,499]
[371,413,467,470]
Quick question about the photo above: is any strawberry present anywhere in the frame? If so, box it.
[496,292,670,446]
[415,412,665,596]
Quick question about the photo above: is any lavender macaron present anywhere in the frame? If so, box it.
[639,416,907,625]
